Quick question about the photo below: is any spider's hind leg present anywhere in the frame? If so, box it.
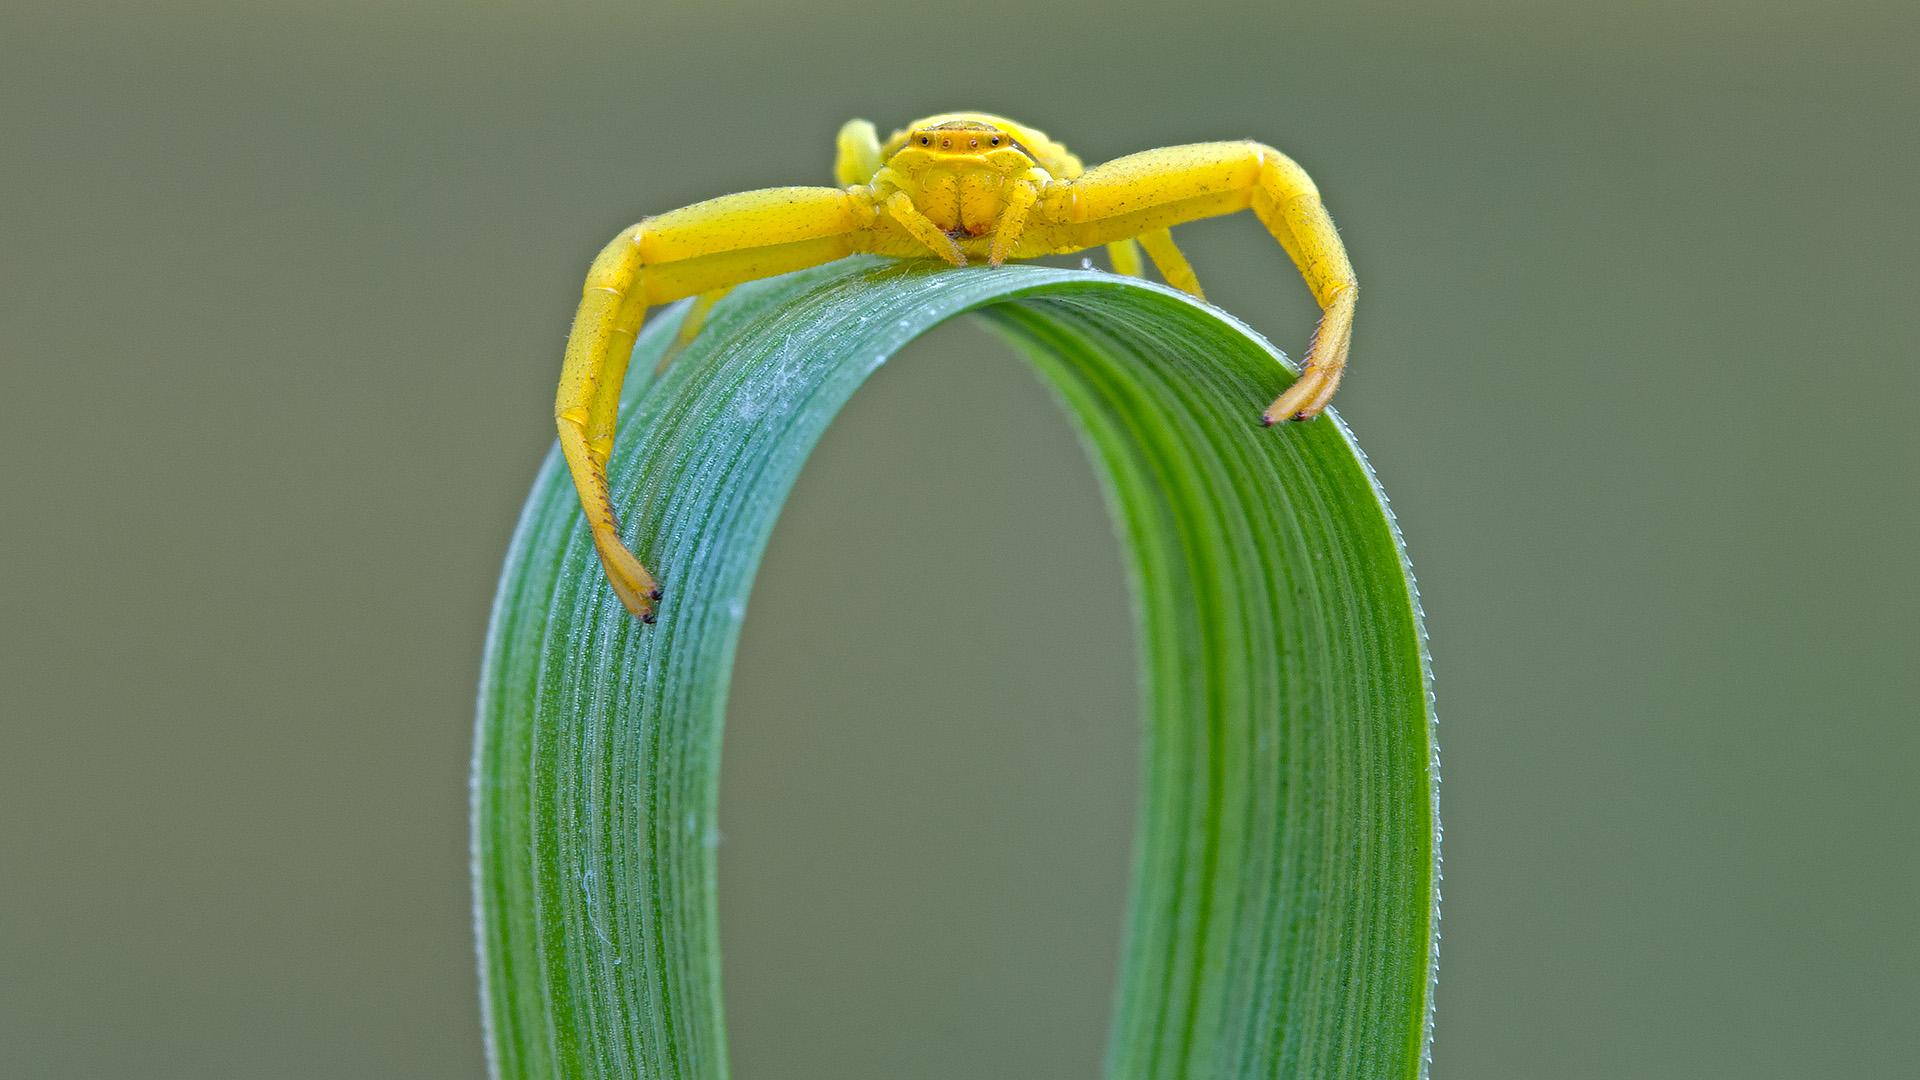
[1103,231,1203,299]
[656,286,734,374]
[1137,228,1204,298]
[835,119,885,186]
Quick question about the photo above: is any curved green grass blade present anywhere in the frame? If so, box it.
[473,257,1438,1079]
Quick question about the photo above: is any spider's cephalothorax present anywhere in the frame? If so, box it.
[877,121,1042,237]
[557,111,1358,622]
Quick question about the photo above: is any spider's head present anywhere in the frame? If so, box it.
[895,121,1031,172]
[907,121,1013,154]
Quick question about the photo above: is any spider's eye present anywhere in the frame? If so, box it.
[990,136,1001,146]
[919,136,930,146]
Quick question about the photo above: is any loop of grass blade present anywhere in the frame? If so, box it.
[474,257,1438,1079]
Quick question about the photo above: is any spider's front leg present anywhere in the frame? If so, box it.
[556,186,880,621]
[1039,141,1358,424]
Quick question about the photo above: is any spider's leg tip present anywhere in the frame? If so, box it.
[640,611,657,626]
[647,586,664,602]
[1258,413,1277,427]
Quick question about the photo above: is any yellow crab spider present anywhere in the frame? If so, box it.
[556,111,1358,622]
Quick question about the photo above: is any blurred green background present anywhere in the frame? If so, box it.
[3,2,1915,1077]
